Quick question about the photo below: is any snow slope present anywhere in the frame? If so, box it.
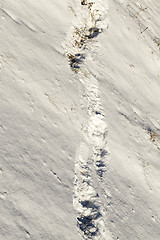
[0,0,160,239]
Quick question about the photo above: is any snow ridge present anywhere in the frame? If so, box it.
[64,0,112,239]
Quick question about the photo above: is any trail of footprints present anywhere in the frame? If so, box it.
[65,0,107,73]
[64,0,112,239]
[74,74,112,239]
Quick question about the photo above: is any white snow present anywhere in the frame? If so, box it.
[1,0,160,239]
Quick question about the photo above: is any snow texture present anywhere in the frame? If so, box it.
[1,0,160,239]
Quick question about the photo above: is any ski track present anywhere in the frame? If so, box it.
[64,0,112,239]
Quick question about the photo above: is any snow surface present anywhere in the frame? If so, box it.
[1,0,160,239]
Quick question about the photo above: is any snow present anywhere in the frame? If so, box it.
[1,0,160,239]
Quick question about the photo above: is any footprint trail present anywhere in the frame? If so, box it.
[64,0,112,239]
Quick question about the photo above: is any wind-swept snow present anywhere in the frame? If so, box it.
[1,0,160,240]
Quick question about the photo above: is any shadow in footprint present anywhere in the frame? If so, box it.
[68,53,85,70]
[87,27,102,39]
[81,200,99,210]
[96,169,105,178]
[77,200,102,237]
[100,149,108,158]
[96,161,105,168]
[77,214,99,237]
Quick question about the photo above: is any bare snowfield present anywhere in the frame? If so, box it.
[1,0,160,239]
